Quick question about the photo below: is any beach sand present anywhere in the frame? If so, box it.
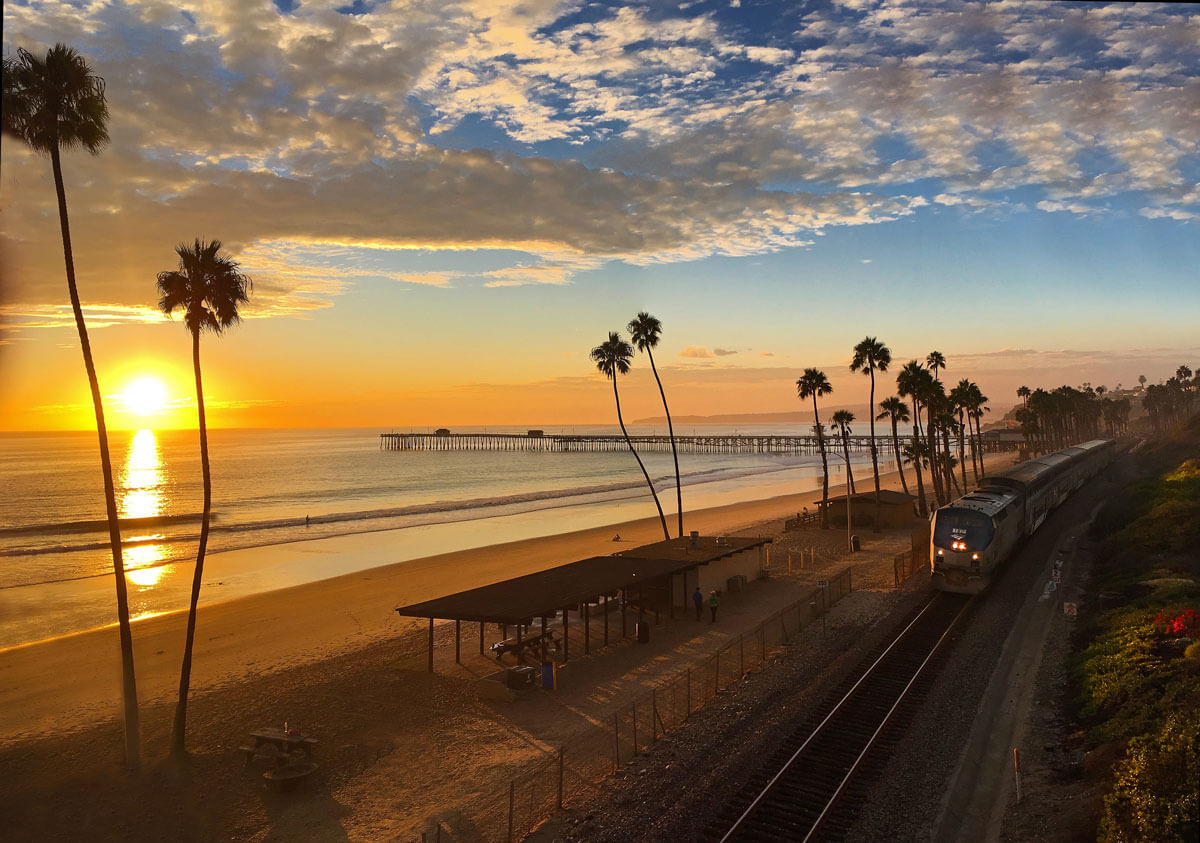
[0,455,1014,840]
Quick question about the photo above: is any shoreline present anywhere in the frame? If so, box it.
[0,456,1010,743]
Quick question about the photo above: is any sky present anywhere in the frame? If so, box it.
[1,0,1197,431]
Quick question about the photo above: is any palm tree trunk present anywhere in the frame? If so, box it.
[910,399,927,517]
[957,413,968,491]
[612,378,669,540]
[172,328,210,755]
[52,144,140,770]
[811,396,830,529]
[890,419,910,495]
[841,433,855,494]
[646,348,683,538]
[927,406,942,506]
[868,369,881,531]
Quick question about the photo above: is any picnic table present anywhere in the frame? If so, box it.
[242,727,319,766]
[490,630,559,664]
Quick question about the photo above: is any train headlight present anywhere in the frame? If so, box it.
[937,549,944,556]
[972,553,979,561]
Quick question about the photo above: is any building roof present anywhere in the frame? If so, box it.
[818,489,915,506]
[394,535,771,625]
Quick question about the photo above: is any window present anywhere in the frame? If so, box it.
[933,507,996,550]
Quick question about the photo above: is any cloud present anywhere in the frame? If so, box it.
[2,0,1197,320]
[759,350,774,357]
[680,346,713,358]
[712,348,738,356]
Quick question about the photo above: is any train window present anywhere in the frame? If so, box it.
[933,507,995,550]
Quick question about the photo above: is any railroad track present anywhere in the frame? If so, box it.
[715,591,974,842]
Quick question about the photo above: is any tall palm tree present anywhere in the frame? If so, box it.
[949,379,972,492]
[592,333,670,541]
[926,350,946,384]
[628,312,683,538]
[3,44,140,769]
[831,410,857,495]
[157,239,251,756]
[967,383,989,482]
[896,360,929,517]
[877,396,910,495]
[1017,385,1031,409]
[850,336,891,531]
[796,369,833,528]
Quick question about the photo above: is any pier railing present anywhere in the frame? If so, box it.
[381,432,909,455]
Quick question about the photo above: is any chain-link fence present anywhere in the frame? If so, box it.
[425,566,854,842]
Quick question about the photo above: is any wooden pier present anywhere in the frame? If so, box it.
[380,432,901,455]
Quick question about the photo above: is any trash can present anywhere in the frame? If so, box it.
[850,534,861,552]
[541,661,556,690]
[636,622,650,643]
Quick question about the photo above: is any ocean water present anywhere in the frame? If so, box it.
[0,425,891,648]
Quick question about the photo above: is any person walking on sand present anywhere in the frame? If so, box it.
[692,586,704,620]
[708,590,719,622]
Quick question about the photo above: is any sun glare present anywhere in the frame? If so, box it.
[122,376,169,417]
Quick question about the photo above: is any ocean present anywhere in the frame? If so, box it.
[0,425,892,649]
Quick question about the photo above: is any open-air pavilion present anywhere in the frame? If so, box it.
[394,535,771,673]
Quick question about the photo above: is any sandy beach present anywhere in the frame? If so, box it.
[0,455,1014,840]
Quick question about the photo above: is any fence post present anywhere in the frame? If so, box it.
[557,747,564,810]
[651,689,658,743]
[507,782,515,843]
[613,713,620,771]
[631,700,638,754]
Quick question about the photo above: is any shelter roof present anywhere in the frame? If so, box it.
[394,535,770,625]
[818,490,915,506]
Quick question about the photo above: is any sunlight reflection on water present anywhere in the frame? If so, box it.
[120,429,169,585]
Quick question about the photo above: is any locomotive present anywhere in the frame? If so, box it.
[930,439,1116,593]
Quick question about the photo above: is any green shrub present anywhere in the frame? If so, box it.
[1099,712,1200,842]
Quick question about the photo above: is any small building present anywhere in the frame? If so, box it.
[821,490,917,529]
[527,429,544,437]
[434,428,451,436]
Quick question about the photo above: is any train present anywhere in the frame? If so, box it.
[930,439,1117,593]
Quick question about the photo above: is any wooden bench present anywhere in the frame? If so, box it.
[241,744,289,766]
[263,760,319,789]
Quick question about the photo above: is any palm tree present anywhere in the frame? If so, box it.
[967,383,989,482]
[896,360,929,517]
[877,396,910,495]
[1017,385,1031,409]
[926,350,946,384]
[157,239,251,756]
[901,439,931,513]
[796,369,833,528]
[949,379,972,492]
[592,333,670,540]
[628,312,683,538]
[3,44,140,769]
[850,336,891,531]
[831,410,857,495]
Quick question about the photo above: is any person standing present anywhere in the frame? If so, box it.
[708,590,719,622]
[692,586,704,620]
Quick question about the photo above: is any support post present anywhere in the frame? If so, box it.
[604,595,609,645]
[562,607,569,662]
[479,621,484,655]
[584,602,590,655]
[455,620,461,664]
[428,618,434,673]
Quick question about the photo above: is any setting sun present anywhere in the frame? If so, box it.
[120,376,169,417]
